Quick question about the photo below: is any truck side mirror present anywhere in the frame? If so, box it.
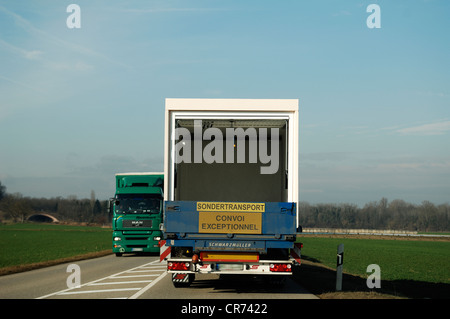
[108,198,115,217]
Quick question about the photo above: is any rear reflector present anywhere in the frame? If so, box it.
[200,252,259,263]
[269,263,292,272]
[168,262,190,271]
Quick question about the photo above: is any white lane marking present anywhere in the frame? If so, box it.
[112,274,160,278]
[37,259,166,299]
[128,271,168,299]
[87,280,153,286]
[58,288,141,295]
[129,269,165,274]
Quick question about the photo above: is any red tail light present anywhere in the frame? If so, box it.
[168,262,190,271]
[269,263,292,272]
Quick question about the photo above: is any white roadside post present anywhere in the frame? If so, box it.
[336,243,344,291]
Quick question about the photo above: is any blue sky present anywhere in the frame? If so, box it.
[0,0,449,206]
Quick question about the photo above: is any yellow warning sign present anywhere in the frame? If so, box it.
[196,202,265,213]
[199,211,262,234]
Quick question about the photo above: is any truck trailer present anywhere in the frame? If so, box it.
[163,98,301,287]
[111,172,164,256]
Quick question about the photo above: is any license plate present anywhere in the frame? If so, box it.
[216,263,244,271]
[131,248,144,252]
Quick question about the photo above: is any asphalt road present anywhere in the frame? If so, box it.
[0,254,318,299]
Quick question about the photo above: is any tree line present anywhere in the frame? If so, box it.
[0,181,108,224]
[299,198,450,232]
[1,181,449,231]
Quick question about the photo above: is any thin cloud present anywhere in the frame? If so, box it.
[375,160,450,172]
[0,74,42,92]
[124,7,231,14]
[0,38,43,60]
[66,155,163,177]
[396,120,450,136]
[0,5,128,68]
[377,163,422,170]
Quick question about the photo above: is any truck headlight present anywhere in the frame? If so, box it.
[113,237,121,241]
[153,236,161,241]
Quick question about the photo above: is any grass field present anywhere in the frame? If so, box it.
[297,235,450,284]
[0,223,111,273]
[294,235,450,298]
[1,223,449,298]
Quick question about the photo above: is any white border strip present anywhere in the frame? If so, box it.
[36,259,166,299]
[128,271,168,299]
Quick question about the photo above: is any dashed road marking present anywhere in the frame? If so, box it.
[37,259,167,299]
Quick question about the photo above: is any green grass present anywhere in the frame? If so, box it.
[2,223,449,288]
[297,236,450,284]
[0,223,111,269]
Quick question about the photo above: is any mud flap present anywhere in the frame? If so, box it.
[172,273,195,287]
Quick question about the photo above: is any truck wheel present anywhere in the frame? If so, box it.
[172,273,194,287]
[115,252,123,257]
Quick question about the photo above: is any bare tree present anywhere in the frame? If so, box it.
[0,180,6,201]
[2,193,33,223]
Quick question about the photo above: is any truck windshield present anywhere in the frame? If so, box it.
[115,194,161,214]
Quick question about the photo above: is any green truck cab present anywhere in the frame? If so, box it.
[111,173,163,256]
